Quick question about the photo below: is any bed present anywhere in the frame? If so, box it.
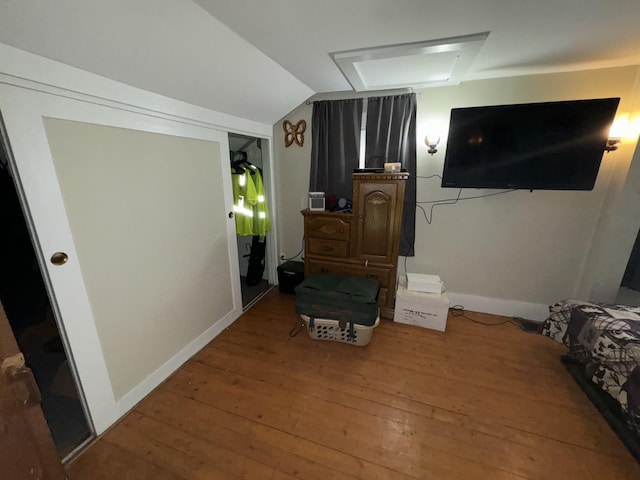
[542,299,640,460]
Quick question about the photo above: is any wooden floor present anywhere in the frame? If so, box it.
[67,290,640,479]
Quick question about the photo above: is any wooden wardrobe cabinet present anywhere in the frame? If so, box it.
[302,172,408,319]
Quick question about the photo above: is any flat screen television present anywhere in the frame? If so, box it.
[441,97,620,190]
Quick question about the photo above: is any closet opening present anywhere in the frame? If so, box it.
[0,127,93,460]
[229,133,273,308]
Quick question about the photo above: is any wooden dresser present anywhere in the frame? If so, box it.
[302,172,408,319]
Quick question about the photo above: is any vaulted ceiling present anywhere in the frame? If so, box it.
[1,0,639,124]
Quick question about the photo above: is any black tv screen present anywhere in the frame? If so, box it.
[441,98,620,190]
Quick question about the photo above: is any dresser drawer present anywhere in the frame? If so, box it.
[307,259,391,288]
[305,216,350,241]
[308,238,349,257]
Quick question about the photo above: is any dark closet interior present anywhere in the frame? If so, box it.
[0,145,92,459]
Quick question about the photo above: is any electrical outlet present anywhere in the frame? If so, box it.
[279,252,286,261]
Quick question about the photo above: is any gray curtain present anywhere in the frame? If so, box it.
[310,99,363,201]
[365,93,417,256]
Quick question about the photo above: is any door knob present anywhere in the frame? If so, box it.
[50,252,68,266]
[228,211,234,219]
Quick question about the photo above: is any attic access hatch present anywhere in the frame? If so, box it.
[330,32,489,91]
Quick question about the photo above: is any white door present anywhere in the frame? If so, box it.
[0,85,242,433]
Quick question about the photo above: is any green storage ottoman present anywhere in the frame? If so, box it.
[294,274,380,345]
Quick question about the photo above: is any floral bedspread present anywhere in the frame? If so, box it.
[542,299,640,436]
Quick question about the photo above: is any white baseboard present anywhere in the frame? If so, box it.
[446,292,550,322]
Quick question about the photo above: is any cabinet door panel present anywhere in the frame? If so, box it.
[354,182,398,263]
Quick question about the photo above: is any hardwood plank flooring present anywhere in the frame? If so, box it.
[67,290,640,479]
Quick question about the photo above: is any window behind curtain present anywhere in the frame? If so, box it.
[309,99,363,201]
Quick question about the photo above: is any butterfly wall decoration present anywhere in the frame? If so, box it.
[283,119,306,147]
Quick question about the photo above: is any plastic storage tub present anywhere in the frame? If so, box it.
[299,313,380,346]
[294,274,380,346]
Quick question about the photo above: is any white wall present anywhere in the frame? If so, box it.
[273,66,640,319]
[273,104,313,263]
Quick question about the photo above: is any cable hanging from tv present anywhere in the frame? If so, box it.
[416,186,517,225]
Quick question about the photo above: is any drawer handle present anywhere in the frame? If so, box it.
[320,267,329,273]
[322,245,333,252]
[366,274,378,279]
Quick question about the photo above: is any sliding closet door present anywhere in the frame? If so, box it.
[0,86,242,433]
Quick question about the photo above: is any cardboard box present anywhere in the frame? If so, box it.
[406,272,444,294]
[394,276,449,331]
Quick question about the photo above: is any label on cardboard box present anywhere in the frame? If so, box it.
[394,276,449,331]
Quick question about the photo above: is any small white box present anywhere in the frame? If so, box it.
[406,272,444,294]
[394,276,449,331]
[308,192,325,211]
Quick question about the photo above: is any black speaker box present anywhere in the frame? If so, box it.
[277,261,305,294]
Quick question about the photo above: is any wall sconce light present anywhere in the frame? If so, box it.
[604,138,621,153]
[605,114,629,153]
[425,135,440,155]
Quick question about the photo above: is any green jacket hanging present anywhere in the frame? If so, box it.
[248,165,271,236]
[231,171,258,236]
